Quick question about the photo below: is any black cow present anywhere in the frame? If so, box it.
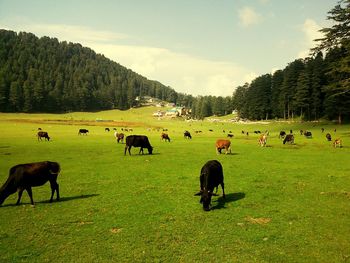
[37,131,50,141]
[254,130,261,134]
[184,131,192,139]
[105,128,110,132]
[124,135,153,155]
[78,129,89,135]
[326,133,332,141]
[195,160,225,211]
[283,134,294,144]
[161,133,171,142]
[227,133,234,138]
[0,161,60,206]
[279,131,286,138]
[304,131,312,138]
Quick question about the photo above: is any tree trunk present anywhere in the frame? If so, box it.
[338,112,342,124]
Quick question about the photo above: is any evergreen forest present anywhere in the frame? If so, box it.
[0,0,349,122]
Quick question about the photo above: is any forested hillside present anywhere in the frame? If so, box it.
[0,29,182,112]
[232,0,350,123]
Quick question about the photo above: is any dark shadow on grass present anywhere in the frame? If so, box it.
[124,152,160,156]
[211,192,245,210]
[0,194,99,207]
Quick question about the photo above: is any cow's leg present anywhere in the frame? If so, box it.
[221,183,225,198]
[26,187,34,205]
[16,188,24,205]
[139,148,144,154]
[128,146,132,155]
[49,181,59,202]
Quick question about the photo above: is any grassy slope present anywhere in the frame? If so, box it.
[0,107,349,262]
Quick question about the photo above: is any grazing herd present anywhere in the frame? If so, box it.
[0,124,344,211]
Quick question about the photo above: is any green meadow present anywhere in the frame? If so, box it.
[0,107,349,262]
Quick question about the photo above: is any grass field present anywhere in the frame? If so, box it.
[0,107,349,262]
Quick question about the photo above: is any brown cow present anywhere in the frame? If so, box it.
[215,139,231,154]
[37,131,50,141]
[0,161,60,205]
[258,134,268,147]
[333,138,342,148]
[161,133,171,142]
[114,132,124,143]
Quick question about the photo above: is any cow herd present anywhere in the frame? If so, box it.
[0,125,343,211]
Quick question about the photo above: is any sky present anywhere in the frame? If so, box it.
[0,0,337,97]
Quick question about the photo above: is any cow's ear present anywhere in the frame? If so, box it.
[194,191,202,196]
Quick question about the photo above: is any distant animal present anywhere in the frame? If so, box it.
[334,129,337,133]
[105,128,110,132]
[162,128,168,131]
[300,130,304,135]
[195,130,202,133]
[283,134,294,144]
[326,133,332,141]
[161,133,171,142]
[333,138,342,148]
[258,134,268,147]
[227,133,234,138]
[37,131,50,141]
[0,161,60,206]
[304,131,312,138]
[114,132,124,143]
[215,139,231,154]
[279,131,286,138]
[321,128,324,133]
[194,160,225,211]
[124,135,153,155]
[113,128,117,131]
[246,132,249,136]
[209,129,213,132]
[184,131,192,139]
[78,129,89,135]
[290,129,293,134]
[241,130,245,134]
[254,130,261,134]
[38,128,42,131]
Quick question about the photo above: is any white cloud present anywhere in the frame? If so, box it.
[297,18,323,58]
[238,7,263,27]
[0,20,256,96]
[90,43,256,96]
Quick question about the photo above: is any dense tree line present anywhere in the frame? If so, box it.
[0,29,186,112]
[232,0,350,123]
[0,29,234,117]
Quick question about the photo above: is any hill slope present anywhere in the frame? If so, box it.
[0,29,180,113]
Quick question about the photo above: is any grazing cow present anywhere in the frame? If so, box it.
[184,131,192,139]
[0,161,60,206]
[114,132,124,143]
[124,135,153,155]
[241,130,245,134]
[321,128,325,133]
[113,128,117,131]
[333,138,342,148]
[37,131,50,141]
[304,131,312,138]
[283,134,294,144]
[215,139,231,154]
[105,128,110,132]
[290,129,293,134]
[246,132,249,136]
[254,130,261,134]
[161,133,171,142]
[300,129,304,135]
[258,134,268,147]
[194,160,225,211]
[279,131,286,138]
[78,129,89,135]
[326,133,332,141]
[209,129,214,132]
[38,128,42,131]
[227,133,234,138]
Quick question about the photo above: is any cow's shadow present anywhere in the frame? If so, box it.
[0,194,99,207]
[211,192,245,210]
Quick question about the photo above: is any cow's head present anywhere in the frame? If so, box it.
[194,189,218,211]
[148,146,153,154]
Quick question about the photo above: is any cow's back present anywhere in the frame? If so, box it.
[201,160,224,187]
